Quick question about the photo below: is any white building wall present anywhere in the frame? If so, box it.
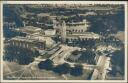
[66,24,88,32]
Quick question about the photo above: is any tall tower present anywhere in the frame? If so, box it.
[61,21,66,43]
[83,19,89,31]
[23,21,26,27]
[53,19,57,29]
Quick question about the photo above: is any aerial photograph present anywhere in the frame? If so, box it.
[2,4,125,80]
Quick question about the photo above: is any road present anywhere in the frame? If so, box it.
[101,57,111,80]
[51,45,98,70]
[91,55,111,80]
[49,47,63,60]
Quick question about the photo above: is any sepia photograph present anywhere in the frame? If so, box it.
[0,1,127,83]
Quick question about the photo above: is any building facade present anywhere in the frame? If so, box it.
[9,36,45,50]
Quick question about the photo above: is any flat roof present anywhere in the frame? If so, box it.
[10,36,45,43]
[67,32,101,39]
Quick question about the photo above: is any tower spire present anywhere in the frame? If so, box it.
[61,21,66,43]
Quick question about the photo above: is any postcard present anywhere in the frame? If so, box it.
[0,1,127,83]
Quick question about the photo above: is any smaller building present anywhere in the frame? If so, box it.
[9,36,45,50]
[16,26,42,35]
[4,22,16,29]
[37,13,50,18]
[26,34,56,49]
[53,19,90,33]
[66,32,101,42]
[44,29,56,36]
[66,20,89,32]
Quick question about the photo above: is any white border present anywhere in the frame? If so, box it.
[0,1,3,83]
[1,1,128,4]
[0,1,127,83]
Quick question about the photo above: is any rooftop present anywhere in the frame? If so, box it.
[10,36,45,43]
[67,32,101,39]
[21,26,41,31]
[11,36,36,42]
[37,13,50,17]
[17,26,42,34]
[66,20,88,26]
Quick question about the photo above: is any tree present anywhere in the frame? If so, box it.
[110,48,124,76]
[53,63,71,75]
[86,10,124,34]
[34,50,40,57]
[72,50,81,55]
[4,46,17,62]
[79,50,96,64]
[70,64,83,76]
[38,59,54,70]
[18,54,34,65]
